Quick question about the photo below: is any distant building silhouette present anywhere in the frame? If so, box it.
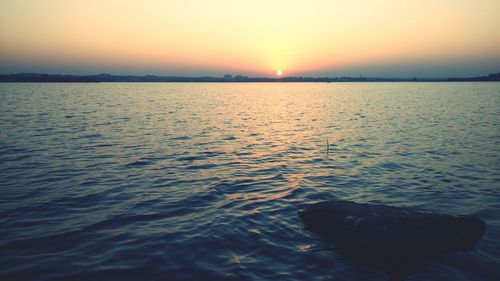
[1,72,499,83]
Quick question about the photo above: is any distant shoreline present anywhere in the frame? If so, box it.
[1,72,499,83]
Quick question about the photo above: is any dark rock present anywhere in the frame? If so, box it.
[299,200,486,277]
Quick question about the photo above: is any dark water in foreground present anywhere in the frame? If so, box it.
[0,82,499,281]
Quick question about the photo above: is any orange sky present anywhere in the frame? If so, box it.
[1,0,499,77]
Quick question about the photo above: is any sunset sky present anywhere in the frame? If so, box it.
[1,0,499,77]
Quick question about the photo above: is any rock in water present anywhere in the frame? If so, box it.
[299,200,486,277]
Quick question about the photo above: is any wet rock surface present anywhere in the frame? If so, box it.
[299,200,487,277]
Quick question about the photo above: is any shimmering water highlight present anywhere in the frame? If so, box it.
[1,82,499,280]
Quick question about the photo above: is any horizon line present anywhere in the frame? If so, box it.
[0,72,500,82]
[2,71,500,80]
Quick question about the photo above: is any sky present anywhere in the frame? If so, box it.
[1,0,499,77]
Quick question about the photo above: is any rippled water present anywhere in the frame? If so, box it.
[1,82,499,280]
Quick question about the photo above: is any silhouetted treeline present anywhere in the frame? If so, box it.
[0,72,499,83]
[446,72,500,81]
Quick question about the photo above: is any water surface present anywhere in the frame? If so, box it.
[1,82,499,280]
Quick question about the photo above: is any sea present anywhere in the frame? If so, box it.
[1,82,499,280]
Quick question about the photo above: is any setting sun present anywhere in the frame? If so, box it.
[0,1,499,76]
[277,70,283,76]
